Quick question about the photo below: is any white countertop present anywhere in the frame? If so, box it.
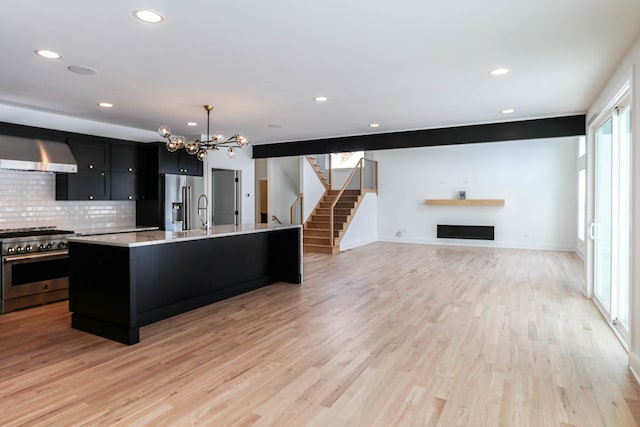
[73,226,159,236]
[68,223,301,248]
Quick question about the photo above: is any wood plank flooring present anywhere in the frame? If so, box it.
[1,242,639,426]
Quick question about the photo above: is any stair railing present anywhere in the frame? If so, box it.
[290,193,303,225]
[328,157,378,247]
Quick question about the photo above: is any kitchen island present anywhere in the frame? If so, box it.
[68,224,302,344]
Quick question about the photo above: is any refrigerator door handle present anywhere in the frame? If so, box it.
[182,185,192,230]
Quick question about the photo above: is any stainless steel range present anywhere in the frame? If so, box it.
[0,227,75,313]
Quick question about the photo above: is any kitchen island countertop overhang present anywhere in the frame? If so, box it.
[68,224,303,344]
[67,223,301,247]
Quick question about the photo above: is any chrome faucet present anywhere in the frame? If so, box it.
[197,194,210,230]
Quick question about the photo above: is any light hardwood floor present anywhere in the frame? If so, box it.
[1,243,639,426]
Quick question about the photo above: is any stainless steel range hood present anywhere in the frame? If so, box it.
[0,135,77,173]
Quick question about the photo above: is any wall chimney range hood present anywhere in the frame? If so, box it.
[0,135,77,173]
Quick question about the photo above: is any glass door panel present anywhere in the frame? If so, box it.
[614,104,631,336]
[593,118,612,313]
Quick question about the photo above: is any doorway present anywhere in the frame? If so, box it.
[211,169,239,226]
[259,179,268,224]
[590,90,631,344]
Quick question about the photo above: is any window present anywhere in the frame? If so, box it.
[330,151,364,169]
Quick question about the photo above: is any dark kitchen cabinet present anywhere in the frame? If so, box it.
[110,172,137,200]
[111,144,137,173]
[135,144,162,226]
[56,171,110,200]
[159,149,203,176]
[136,144,159,201]
[68,138,110,171]
[110,144,138,200]
[56,138,111,200]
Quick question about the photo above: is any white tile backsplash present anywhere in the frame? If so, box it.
[0,170,135,230]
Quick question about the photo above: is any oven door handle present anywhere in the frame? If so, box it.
[3,249,68,264]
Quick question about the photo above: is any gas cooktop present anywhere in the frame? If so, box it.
[0,227,74,239]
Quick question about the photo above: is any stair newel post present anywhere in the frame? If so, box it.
[329,197,334,247]
[328,154,332,188]
[359,158,364,193]
[328,154,333,247]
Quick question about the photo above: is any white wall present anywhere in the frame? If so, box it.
[374,137,578,250]
[340,192,378,251]
[301,157,326,221]
[203,146,255,225]
[587,35,640,380]
[267,156,300,224]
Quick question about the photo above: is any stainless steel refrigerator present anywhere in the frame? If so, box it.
[163,174,205,231]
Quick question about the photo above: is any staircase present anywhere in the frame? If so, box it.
[306,155,330,189]
[303,189,363,254]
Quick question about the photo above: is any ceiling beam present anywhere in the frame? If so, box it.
[252,115,586,158]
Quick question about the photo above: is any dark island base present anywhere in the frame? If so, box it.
[72,313,140,345]
[69,228,302,345]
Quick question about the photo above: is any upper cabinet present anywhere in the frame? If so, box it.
[110,144,138,200]
[56,138,111,200]
[56,140,203,201]
[56,170,110,201]
[56,139,145,201]
[111,144,137,173]
[159,149,203,176]
[68,138,110,171]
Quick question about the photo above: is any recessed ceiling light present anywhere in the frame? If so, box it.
[501,108,515,114]
[35,50,62,59]
[369,123,380,128]
[268,124,283,128]
[98,102,114,108]
[67,65,98,75]
[133,9,164,23]
[314,96,328,102]
[490,68,510,76]
[186,122,198,127]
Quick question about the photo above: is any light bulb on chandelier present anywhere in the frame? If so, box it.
[157,105,249,162]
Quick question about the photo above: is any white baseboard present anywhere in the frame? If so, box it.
[377,235,577,252]
[340,237,377,252]
[629,352,640,385]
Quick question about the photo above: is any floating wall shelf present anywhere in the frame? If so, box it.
[425,199,505,206]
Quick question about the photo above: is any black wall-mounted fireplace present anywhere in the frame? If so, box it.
[437,225,495,241]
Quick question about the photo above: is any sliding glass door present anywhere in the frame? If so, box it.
[614,102,631,336]
[591,92,631,343]
[593,118,612,312]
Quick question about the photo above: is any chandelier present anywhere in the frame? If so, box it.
[157,105,249,161]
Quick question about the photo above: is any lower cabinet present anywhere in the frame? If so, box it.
[56,171,110,201]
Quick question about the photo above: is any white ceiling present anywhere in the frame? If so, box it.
[1,0,639,145]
